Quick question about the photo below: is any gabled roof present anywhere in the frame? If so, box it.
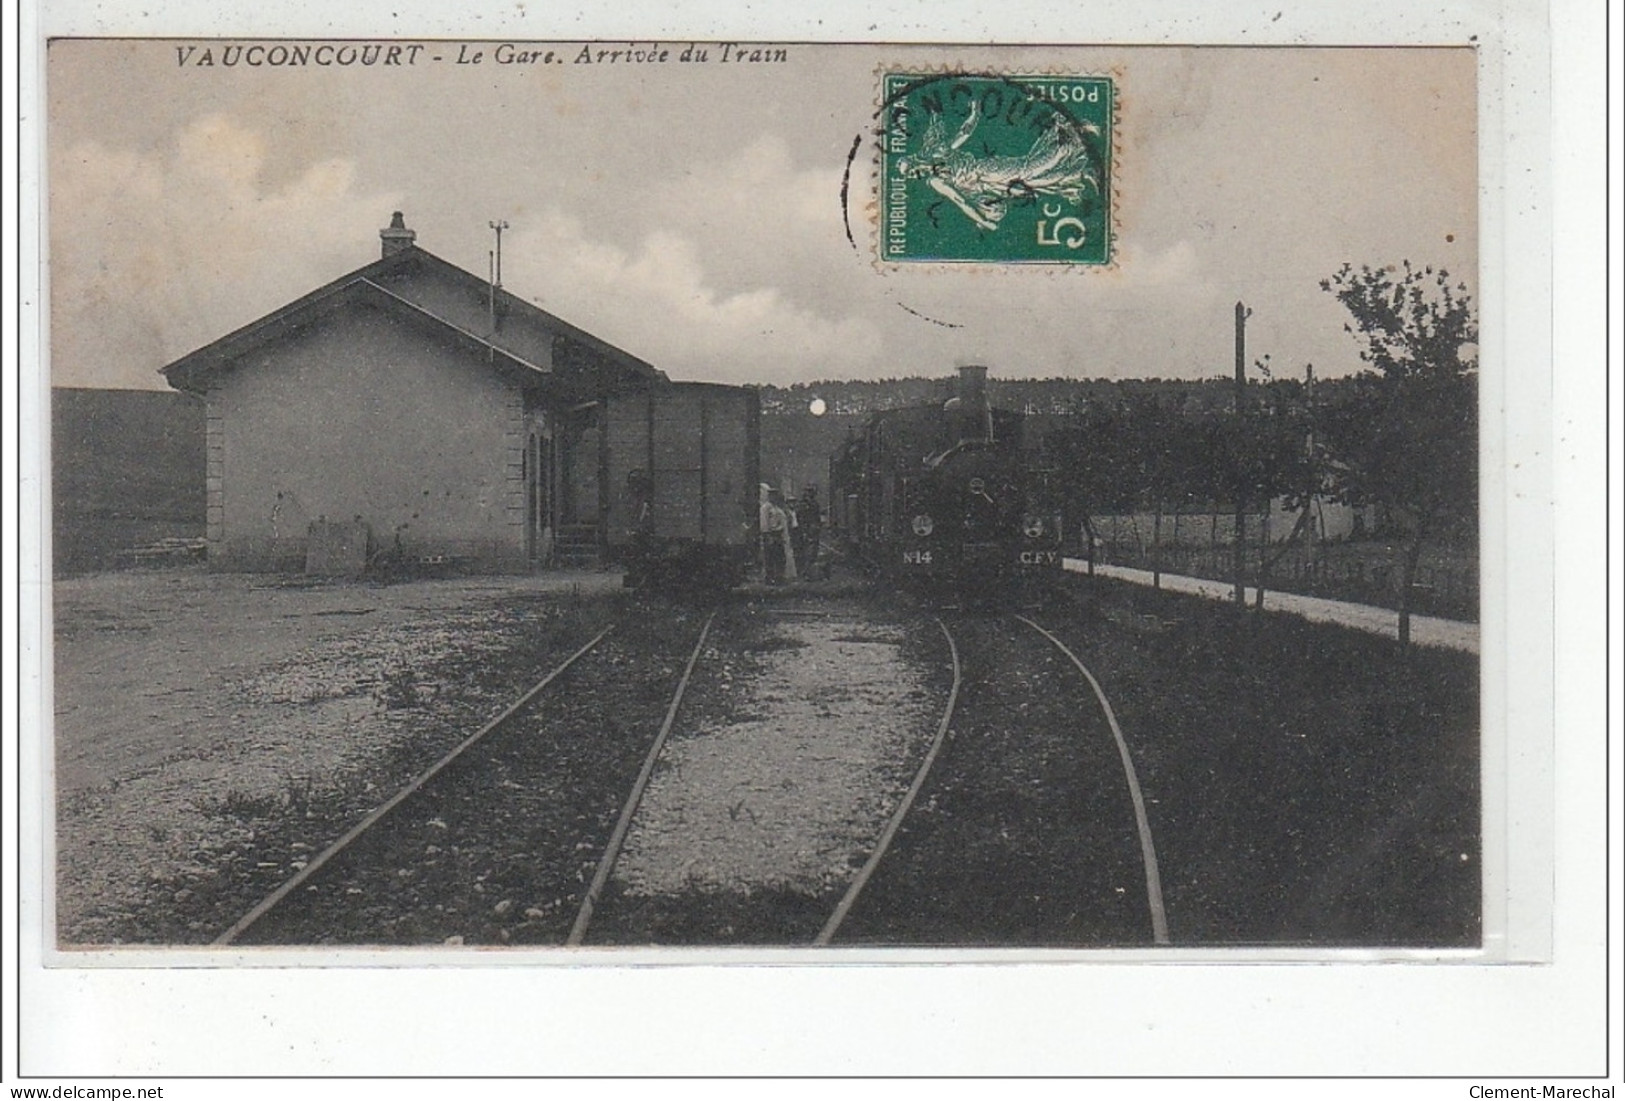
[162,244,665,395]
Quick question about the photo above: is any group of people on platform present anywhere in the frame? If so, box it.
[758,483,823,585]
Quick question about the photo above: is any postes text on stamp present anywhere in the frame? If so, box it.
[880,73,1114,265]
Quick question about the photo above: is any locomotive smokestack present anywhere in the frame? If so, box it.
[948,364,994,444]
[957,364,988,404]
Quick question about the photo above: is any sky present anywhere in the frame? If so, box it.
[46,41,1477,390]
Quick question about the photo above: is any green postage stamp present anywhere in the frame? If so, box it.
[879,73,1115,265]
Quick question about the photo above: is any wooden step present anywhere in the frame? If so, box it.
[550,524,601,568]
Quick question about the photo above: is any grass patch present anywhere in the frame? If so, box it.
[1054,575,1480,946]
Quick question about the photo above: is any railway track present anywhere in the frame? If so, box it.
[567,612,714,945]
[217,595,1164,948]
[1012,615,1167,944]
[573,603,1165,948]
[215,625,615,945]
[564,598,943,946]
[822,610,1168,947]
[815,617,960,944]
[218,607,716,947]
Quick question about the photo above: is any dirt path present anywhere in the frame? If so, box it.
[53,568,623,790]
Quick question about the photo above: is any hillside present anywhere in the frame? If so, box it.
[52,388,205,575]
[756,375,1261,418]
[752,376,1221,495]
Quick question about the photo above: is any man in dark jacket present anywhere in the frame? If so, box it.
[792,485,823,580]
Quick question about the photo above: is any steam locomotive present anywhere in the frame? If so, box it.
[828,366,1064,592]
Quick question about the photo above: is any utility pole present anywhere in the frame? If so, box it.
[1233,301,1251,606]
[487,219,509,337]
[489,219,508,286]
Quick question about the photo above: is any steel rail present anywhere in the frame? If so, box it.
[567,609,718,946]
[815,617,961,946]
[213,623,617,947]
[1014,615,1170,945]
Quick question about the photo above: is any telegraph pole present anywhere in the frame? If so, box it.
[487,219,509,337]
[1233,301,1250,606]
[490,219,508,286]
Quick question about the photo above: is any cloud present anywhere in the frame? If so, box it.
[620,133,865,310]
[1116,239,1201,288]
[653,134,839,249]
[507,207,885,385]
[50,114,401,389]
[48,118,879,389]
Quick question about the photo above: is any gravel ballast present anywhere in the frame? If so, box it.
[613,615,935,897]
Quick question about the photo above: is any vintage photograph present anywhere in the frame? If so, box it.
[46,39,1480,951]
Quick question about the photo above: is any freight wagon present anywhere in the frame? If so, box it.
[601,382,761,589]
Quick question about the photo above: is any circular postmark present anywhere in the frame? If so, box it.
[842,70,1115,269]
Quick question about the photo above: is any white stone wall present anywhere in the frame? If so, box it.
[206,304,526,571]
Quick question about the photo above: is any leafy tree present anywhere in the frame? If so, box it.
[1119,397,1193,588]
[1041,401,1140,571]
[1239,376,1323,606]
[1203,383,1310,606]
[1152,409,1214,579]
[1320,262,1478,645]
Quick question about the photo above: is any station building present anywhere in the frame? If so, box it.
[162,214,663,573]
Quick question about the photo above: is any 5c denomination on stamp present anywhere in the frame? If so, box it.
[880,73,1114,265]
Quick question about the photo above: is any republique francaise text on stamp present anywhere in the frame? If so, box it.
[879,73,1115,265]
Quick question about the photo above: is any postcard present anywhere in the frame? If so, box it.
[15,2,1600,1080]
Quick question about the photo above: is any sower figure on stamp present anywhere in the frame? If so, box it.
[898,100,1101,232]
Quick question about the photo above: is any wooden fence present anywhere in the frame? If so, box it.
[1079,520,1478,623]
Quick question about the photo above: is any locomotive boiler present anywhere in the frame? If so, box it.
[828,365,1063,592]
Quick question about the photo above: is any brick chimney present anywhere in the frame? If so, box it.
[380,211,416,258]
